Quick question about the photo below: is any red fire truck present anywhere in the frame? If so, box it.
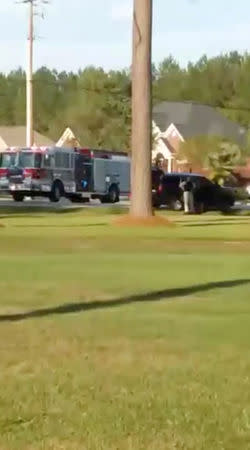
[0,148,18,193]
[5,146,130,203]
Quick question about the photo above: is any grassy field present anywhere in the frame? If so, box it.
[0,208,250,449]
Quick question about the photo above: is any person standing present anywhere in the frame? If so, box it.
[180,177,195,214]
[152,159,165,191]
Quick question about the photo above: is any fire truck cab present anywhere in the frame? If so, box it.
[0,148,18,193]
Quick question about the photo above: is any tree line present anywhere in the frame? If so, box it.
[1,51,250,150]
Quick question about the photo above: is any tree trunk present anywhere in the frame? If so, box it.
[130,0,153,217]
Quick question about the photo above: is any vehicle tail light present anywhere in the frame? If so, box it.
[158,184,163,194]
[0,168,8,177]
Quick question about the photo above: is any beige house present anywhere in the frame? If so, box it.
[152,101,247,173]
[0,126,54,151]
[152,121,187,172]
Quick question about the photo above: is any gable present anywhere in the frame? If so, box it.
[165,123,185,142]
[57,127,81,148]
[152,136,173,161]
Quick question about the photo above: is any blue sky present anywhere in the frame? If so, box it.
[1,0,250,73]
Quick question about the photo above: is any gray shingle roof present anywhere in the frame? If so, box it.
[153,101,247,146]
[0,126,54,148]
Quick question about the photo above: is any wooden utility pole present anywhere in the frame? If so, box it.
[21,0,49,147]
[130,0,153,217]
[26,0,34,147]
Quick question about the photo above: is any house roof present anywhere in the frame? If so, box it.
[153,101,247,146]
[0,126,54,149]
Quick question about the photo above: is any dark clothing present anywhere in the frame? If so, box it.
[152,169,164,190]
[182,180,193,192]
[155,168,164,180]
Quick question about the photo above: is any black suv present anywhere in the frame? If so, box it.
[152,172,235,212]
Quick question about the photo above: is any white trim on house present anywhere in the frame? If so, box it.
[165,123,185,142]
[152,137,172,159]
[57,127,80,148]
[152,135,175,172]
[152,121,187,172]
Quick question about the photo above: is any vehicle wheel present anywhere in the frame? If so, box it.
[171,199,183,211]
[195,202,205,214]
[12,192,24,202]
[152,194,161,208]
[108,186,119,203]
[50,181,64,203]
[219,203,231,214]
[153,201,161,209]
[100,195,108,204]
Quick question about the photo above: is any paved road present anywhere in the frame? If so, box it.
[0,197,249,212]
[0,196,129,210]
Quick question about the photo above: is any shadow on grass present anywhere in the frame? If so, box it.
[0,207,84,218]
[15,223,107,228]
[0,279,249,323]
[183,221,250,228]
[0,206,128,219]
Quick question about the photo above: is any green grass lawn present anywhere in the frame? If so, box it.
[0,209,250,449]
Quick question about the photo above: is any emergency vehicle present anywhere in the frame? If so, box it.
[0,148,18,193]
[5,146,130,203]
